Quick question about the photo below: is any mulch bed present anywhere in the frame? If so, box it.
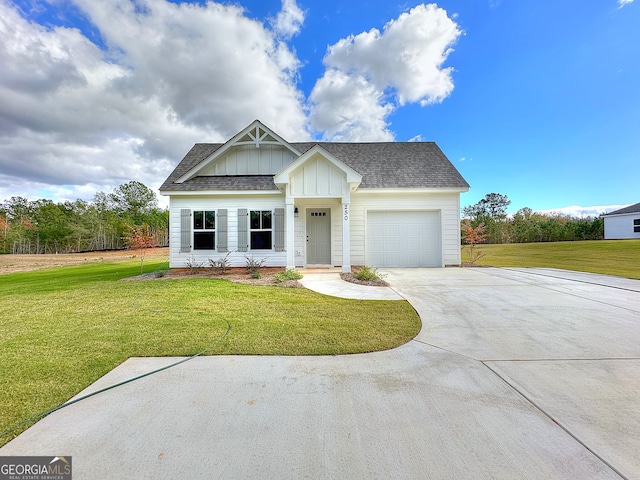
[340,268,389,287]
[126,266,390,288]
[125,267,304,288]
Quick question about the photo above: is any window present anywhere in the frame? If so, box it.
[634,218,640,233]
[250,210,272,249]
[193,210,215,250]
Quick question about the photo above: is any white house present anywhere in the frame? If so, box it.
[602,202,640,239]
[159,120,470,271]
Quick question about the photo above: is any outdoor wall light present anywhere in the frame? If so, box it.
[294,207,299,218]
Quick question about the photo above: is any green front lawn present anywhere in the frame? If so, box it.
[0,261,420,446]
[465,239,640,279]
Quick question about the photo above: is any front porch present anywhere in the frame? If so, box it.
[273,144,362,273]
[285,198,352,273]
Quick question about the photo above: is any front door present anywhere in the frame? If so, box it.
[307,208,331,265]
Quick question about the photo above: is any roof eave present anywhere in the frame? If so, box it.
[160,189,283,196]
[356,187,470,194]
[602,211,640,218]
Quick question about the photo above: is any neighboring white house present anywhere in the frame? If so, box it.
[602,202,640,239]
[159,120,470,271]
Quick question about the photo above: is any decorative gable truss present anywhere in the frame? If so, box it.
[177,120,301,182]
[234,125,287,148]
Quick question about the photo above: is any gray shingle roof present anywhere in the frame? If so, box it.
[603,202,640,216]
[292,142,469,189]
[160,141,470,192]
[175,175,278,191]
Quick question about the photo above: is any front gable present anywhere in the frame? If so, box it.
[176,120,301,183]
[198,143,298,176]
[274,145,362,197]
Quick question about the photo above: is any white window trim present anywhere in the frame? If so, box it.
[249,210,273,251]
[193,210,216,250]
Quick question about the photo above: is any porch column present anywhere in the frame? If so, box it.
[341,194,351,273]
[285,199,296,270]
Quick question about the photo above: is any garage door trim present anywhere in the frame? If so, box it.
[366,210,442,267]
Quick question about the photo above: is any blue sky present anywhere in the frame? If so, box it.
[0,0,638,215]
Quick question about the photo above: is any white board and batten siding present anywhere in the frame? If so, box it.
[199,144,297,176]
[169,195,286,268]
[289,154,347,197]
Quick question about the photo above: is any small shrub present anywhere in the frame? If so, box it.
[355,266,386,282]
[244,255,267,275]
[251,271,261,279]
[209,251,233,274]
[274,269,303,283]
[185,255,203,274]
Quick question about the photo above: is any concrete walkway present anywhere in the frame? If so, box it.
[2,268,639,479]
[298,269,404,300]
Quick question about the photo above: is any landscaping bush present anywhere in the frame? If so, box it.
[209,251,233,274]
[355,266,386,282]
[274,269,303,283]
[185,255,203,273]
[244,255,267,275]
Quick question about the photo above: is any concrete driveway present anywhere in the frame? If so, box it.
[1,267,639,479]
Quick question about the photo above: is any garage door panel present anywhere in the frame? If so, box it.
[384,239,400,250]
[367,211,441,267]
[384,225,400,236]
[406,238,423,250]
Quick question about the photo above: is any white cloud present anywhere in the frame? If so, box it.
[325,4,461,105]
[0,0,462,203]
[272,0,305,39]
[535,205,630,218]
[309,70,394,141]
[617,0,634,8]
[70,0,308,139]
[0,0,309,202]
[310,3,461,141]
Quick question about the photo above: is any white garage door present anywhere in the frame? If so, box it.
[367,211,441,267]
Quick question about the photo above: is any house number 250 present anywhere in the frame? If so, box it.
[343,204,349,221]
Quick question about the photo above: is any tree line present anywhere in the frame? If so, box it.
[462,193,604,244]
[0,181,169,254]
[0,187,605,254]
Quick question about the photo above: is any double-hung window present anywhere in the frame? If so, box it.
[193,210,215,250]
[250,210,272,250]
[634,218,640,233]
